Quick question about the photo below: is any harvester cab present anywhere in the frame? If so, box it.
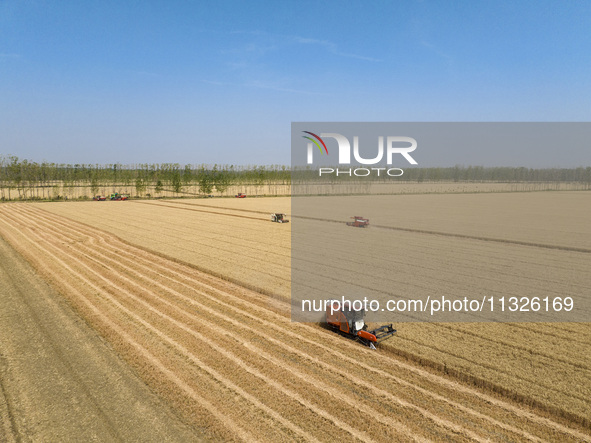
[325,300,396,349]
[271,213,289,223]
[346,216,369,228]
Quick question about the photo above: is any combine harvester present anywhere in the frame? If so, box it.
[235,193,246,198]
[92,195,107,201]
[325,300,396,349]
[346,216,369,228]
[270,213,289,223]
[109,193,129,201]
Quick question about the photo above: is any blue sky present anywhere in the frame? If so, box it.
[1,0,590,166]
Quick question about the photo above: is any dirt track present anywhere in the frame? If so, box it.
[1,204,589,442]
[0,231,199,442]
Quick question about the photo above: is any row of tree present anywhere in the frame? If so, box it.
[0,156,291,200]
[1,155,590,200]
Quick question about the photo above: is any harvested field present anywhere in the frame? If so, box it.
[40,198,292,298]
[40,192,591,429]
[0,203,590,442]
[0,230,199,442]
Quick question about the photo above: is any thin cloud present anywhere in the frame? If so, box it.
[201,79,329,96]
[420,40,455,77]
[228,31,381,62]
[246,81,330,96]
[292,36,382,62]
[201,79,228,86]
[421,41,453,63]
[132,70,160,77]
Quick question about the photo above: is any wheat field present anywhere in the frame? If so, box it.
[1,191,589,440]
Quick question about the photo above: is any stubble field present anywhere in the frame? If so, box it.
[0,191,589,441]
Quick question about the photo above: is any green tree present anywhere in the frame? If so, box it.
[90,176,100,196]
[155,179,163,195]
[171,171,182,194]
[213,165,231,194]
[135,177,146,196]
[197,167,213,194]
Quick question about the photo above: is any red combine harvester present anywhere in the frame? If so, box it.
[235,193,246,198]
[93,195,107,201]
[325,300,396,349]
[346,216,369,228]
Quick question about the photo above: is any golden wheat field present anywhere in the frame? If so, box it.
[0,191,590,442]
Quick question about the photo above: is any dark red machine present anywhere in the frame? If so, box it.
[346,216,369,228]
[235,193,246,198]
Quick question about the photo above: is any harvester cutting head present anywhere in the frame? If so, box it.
[325,300,396,348]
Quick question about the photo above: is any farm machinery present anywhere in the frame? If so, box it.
[325,300,396,349]
[235,193,246,198]
[346,216,369,228]
[93,195,107,201]
[110,193,129,201]
[271,213,289,223]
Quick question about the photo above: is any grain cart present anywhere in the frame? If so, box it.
[325,300,396,349]
[271,213,289,223]
[346,216,369,228]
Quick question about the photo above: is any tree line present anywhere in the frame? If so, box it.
[0,156,290,200]
[1,155,590,200]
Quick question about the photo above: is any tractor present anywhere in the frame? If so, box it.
[271,213,288,223]
[93,195,107,201]
[110,193,129,201]
[346,216,369,228]
[235,193,246,198]
[325,300,396,349]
